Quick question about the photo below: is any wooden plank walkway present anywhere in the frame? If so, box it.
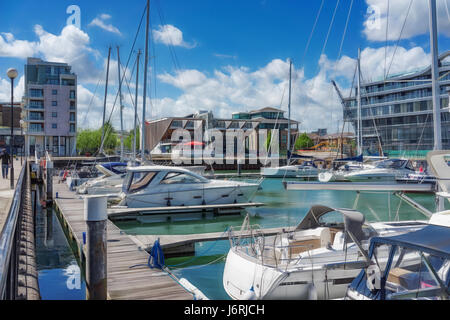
[52,179,193,300]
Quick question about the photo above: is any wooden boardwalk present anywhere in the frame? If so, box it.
[52,179,193,300]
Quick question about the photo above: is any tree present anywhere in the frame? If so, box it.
[264,129,272,151]
[124,126,140,151]
[294,133,314,150]
[76,122,119,155]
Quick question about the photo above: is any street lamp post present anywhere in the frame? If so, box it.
[7,68,18,189]
[19,119,24,165]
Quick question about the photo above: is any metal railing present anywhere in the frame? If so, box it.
[0,164,26,299]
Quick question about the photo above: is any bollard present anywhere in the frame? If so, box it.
[84,195,108,300]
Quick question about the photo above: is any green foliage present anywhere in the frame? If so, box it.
[264,130,272,151]
[76,122,119,155]
[124,126,140,151]
[294,133,314,150]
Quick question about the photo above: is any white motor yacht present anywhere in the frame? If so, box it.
[320,159,414,182]
[118,166,260,208]
[261,161,319,179]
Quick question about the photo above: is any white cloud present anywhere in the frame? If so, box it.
[0,75,24,102]
[153,45,434,133]
[0,32,37,58]
[153,24,196,49]
[88,14,122,36]
[363,0,450,41]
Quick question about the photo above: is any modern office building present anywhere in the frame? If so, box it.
[343,51,450,157]
[23,57,77,157]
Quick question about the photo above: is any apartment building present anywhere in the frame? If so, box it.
[343,51,450,157]
[23,58,77,156]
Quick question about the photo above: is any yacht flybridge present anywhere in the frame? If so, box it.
[222,205,441,300]
[118,166,260,208]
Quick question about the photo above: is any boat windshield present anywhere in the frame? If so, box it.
[127,171,158,193]
[375,159,407,169]
[370,243,449,300]
[160,171,204,184]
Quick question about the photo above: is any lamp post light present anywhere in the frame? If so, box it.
[7,68,18,189]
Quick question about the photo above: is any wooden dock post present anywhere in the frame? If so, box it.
[84,195,107,300]
[45,160,53,200]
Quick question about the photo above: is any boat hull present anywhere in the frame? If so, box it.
[223,248,358,300]
[123,184,259,208]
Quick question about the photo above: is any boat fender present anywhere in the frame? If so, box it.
[318,172,333,182]
[307,283,318,300]
[241,286,256,300]
[366,264,381,291]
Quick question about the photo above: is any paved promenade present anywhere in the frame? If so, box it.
[0,159,24,232]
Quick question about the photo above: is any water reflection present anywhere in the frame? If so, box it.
[34,187,85,300]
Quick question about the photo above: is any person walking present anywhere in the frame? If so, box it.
[1,150,10,179]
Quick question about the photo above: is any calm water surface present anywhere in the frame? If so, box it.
[35,188,86,300]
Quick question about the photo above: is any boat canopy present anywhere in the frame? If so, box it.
[287,151,324,161]
[369,225,450,259]
[333,154,363,163]
[96,162,128,177]
[295,205,368,243]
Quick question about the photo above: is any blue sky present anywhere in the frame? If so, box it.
[1,0,449,132]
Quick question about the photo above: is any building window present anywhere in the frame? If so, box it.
[70,101,76,110]
[70,90,76,99]
[70,123,76,133]
[52,89,58,95]
[30,89,43,97]
[70,113,75,121]
[52,112,58,118]
[52,123,57,129]
[29,100,44,108]
[52,101,57,106]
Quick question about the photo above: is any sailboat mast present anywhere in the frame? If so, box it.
[141,0,150,162]
[100,46,112,155]
[287,59,292,154]
[117,46,124,162]
[357,48,362,155]
[428,0,444,211]
[133,50,141,163]
[429,0,441,151]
